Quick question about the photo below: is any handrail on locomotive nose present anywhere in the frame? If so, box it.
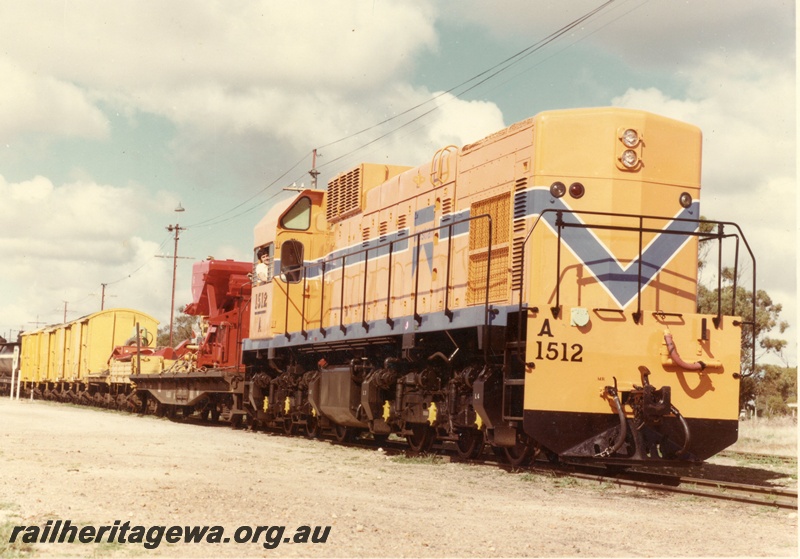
[516,208,757,377]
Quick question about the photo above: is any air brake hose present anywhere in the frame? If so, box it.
[671,404,692,457]
[663,329,706,371]
[596,386,627,458]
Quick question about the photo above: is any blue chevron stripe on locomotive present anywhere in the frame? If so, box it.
[522,187,700,309]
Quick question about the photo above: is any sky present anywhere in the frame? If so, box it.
[0,0,796,367]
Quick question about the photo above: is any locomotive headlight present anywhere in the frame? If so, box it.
[568,182,585,199]
[620,149,639,168]
[621,128,640,147]
[679,192,693,208]
[549,181,566,198]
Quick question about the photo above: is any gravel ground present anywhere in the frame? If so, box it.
[1,398,797,558]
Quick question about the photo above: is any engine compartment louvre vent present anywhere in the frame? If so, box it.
[327,167,363,223]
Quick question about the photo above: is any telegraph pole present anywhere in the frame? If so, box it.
[166,203,186,347]
[309,148,321,189]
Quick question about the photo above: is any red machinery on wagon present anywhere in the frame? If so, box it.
[130,259,252,420]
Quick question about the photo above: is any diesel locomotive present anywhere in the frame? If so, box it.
[13,107,757,467]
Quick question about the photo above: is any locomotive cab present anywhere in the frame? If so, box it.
[250,190,328,342]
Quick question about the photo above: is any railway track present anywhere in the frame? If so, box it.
[563,467,798,510]
[321,434,798,510]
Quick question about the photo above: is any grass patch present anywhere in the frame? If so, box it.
[0,521,34,558]
[390,453,445,465]
[519,472,545,483]
[730,416,797,456]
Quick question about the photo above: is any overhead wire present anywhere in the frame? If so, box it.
[466,0,651,106]
[314,0,618,159]
[183,1,620,232]
[185,150,312,229]
[102,232,173,287]
[83,1,624,293]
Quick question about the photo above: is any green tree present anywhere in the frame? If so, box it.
[755,365,797,417]
[696,218,790,411]
[697,269,789,373]
[156,306,203,347]
[696,266,790,408]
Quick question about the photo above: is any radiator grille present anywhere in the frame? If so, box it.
[468,193,511,304]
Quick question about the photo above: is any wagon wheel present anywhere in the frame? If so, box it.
[455,428,484,460]
[502,431,536,468]
[304,416,320,439]
[334,424,355,443]
[406,424,435,454]
[282,418,297,436]
[116,394,128,411]
[146,398,159,415]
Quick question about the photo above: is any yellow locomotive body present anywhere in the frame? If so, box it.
[244,107,750,464]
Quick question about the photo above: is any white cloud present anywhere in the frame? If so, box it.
[0,56,109,143]
[0,174,184,330]
[610,51,796,366]
[613,54,795,190]
[0,1,436,112]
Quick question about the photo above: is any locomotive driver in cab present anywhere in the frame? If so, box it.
[255,249,270,284]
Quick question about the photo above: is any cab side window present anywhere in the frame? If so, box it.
[280,239,304,283]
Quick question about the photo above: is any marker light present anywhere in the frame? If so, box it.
[620,149,639,169]
[569,182,585,199]
[622,128,640,147]
[549,181,566,198]
[679,192,693,208]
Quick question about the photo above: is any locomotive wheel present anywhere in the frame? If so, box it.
[304,416,320,439]
[501,432,536,468]
[230,413,243,429]
[455,429,484,460]
[406,424,435,454]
